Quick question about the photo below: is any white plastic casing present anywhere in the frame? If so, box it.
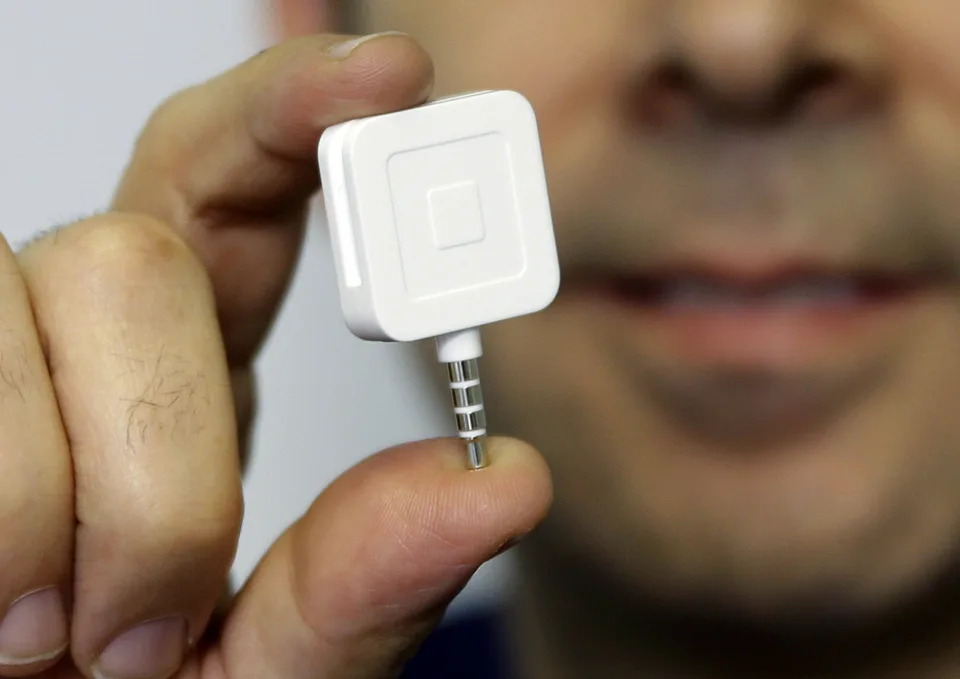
[317,90,560,342]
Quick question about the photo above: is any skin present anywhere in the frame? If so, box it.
[0,35,552,679]
[4,2,960,679]
[270,1,960,678]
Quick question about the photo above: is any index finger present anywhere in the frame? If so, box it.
[112,33,434,366]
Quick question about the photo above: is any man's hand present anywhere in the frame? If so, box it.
[0,34,552,678]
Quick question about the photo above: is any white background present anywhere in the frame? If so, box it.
[0,1,508,615]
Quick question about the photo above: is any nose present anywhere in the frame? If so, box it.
[638,0,885,127]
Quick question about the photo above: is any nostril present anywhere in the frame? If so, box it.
[633,58,879,130]
[635,61,700,129]
[781,60,879,123]
[655,62,697,95]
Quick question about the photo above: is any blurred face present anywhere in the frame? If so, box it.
[286,1,960,620]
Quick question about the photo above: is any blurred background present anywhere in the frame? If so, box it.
[0,1,508,615]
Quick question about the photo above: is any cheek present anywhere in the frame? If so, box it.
[822,296,960,601]
[864,0,960,220]
[894,94,960,242]
[867,0,960,92]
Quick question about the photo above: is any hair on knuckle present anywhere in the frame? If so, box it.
[115,345,213,454]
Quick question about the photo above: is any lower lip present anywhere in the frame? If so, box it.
[584,283,932,368]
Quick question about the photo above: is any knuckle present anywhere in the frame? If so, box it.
[28,212,212,305]
[138,89,196,155]
[0,488,67,551]
[0,461,72,560]
[71,212,198,274]
[0,481,33,537]
[115,484,243,563]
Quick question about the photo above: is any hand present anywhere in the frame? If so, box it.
[1,33,552,678]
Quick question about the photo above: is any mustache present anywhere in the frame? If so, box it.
[556,130,960,280]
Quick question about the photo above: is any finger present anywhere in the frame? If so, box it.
[17,214,244,679]
[203,437,552,679]
[0,236,72,674]
[112,32,434,367]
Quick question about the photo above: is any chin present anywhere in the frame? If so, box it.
[532,489,960,645]
[549,457,960,646]
[520,386,960,636]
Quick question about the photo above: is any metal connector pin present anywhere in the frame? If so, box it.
[446,358,488,469]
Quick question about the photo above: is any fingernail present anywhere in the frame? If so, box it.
[326,31,409,60]
[0,587,68,665]
[94,617,186,679]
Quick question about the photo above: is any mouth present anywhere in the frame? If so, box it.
[578,261,945,369]
[565,260,951,446]
[613,268,931,311]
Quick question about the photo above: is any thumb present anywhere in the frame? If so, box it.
[112,33,433,368]
[202,437,552,679]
